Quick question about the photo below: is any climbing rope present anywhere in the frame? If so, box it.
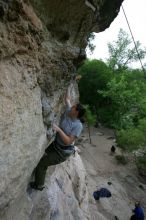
[122,5,145,74]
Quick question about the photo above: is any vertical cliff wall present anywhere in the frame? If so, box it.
[0,0,123,219]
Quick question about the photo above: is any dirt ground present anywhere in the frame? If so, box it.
[78,126,146,220]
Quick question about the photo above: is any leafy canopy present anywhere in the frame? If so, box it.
[107,28,146,71]
[78,59,113,111]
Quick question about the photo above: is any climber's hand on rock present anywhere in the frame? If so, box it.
[52,123,60,132]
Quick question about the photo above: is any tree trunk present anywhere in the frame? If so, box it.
[87,123,92,144]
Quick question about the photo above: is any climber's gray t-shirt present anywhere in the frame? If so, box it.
[56,106,83,146]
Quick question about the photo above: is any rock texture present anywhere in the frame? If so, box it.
[0,0,123,219]
[29,154,90,220]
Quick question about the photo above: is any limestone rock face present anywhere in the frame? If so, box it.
[0,0,123,219]
[29,154,90,220]
[30,0,123,47]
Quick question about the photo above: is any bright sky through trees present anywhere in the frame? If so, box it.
[87,0,146,68]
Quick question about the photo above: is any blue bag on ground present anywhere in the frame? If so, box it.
[93,188,112,200]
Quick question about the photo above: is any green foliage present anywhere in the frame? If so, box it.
[78,59,113,112]
[86,33,96,54]
[96,107,115,127]
[116,128,145,151]
[107,28,146,71]
[84,105,96,125]
[138,118,146,133]
[116,118,146,152]
[78,59,146,131]
[98,67,146,127]
[136,155,146,167]
[136,155,146,176]
[138,98,146,119]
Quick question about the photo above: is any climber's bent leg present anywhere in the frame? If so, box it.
[34,142,66,187]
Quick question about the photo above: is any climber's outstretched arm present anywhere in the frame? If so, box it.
[65,85,72,108]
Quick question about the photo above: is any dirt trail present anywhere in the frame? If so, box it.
[78,126,146,220]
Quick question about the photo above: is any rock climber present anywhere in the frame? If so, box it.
[30,86,86,190]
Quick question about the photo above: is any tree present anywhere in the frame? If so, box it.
[107,28,146,71]
[78,59,113,113]
[86,33,96,54]
[98,70,146,128]
[84,105,96,144]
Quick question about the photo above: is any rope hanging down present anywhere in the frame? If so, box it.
[122,5,145,73]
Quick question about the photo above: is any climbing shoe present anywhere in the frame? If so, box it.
[30,182,45,191]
